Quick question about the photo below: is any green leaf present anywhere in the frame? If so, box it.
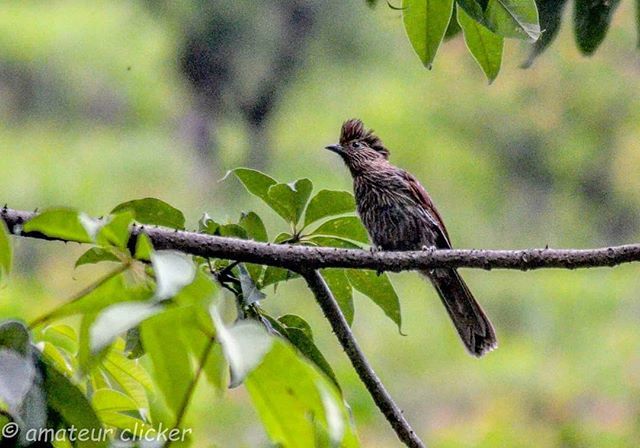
[278,315,313,340]
[402,0,455,68]
[0,219,11,283]
[219,224,249,239]
[267,179,313,225]
[456,0,486,23]
[39,324,78,355]
[238,264,266,305]
[231,168,313,225]
[260,231,300,289]
[92,388,139,413]
[75,247,121,267]
[140,308,194,416]
[199,214,249,239]
[0,320,30,355]
[285,327,340,389]
[522,0,569,67]
[239,212,268,242]
[303,190,356,228]
[151,251,196,301]
[111,198,185,229]
[78,312,100,372]
[484,0,540,40]
[23,208,92,243]
[90,302,163,353]
[62,272,153,370]
[124,327,145,359]
[135,233,154,260]
[172,269,219,309]
[230,168,287,220]
[444,6,462,39]
[306,236,362,249]
[230,168,278,202]
[574,0,621,55]
[87,369,110,394]
[276,315,339,388]
[211,307,273,388]
[102,347,153,411]
[177,305,226,391]
[261,266,299,288]
[247,263,265,286]
[245,340,359,448]
[347,270,402,331]
[41,355,107,447]
[40,342,74,375]
[311,216,369,244]
[181,320,226,393]
[91,378,151,433]
[273,232,294,243]
[198,213,219,234]
[46,269,153,320]
[98,211,134,248]
[202,343,226,392]
[322,269,354,326]
[458,6,503,83]
[98,411,151,433]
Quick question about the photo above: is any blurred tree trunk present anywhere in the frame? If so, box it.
[177,0,318,173]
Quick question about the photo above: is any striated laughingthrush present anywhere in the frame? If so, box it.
[326,119,497,357]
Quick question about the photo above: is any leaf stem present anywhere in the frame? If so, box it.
[28,263,129,329]
[164,335,215,448]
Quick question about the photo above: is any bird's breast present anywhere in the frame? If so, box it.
[353,176,438,251]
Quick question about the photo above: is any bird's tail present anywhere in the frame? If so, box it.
[421,268,497,357]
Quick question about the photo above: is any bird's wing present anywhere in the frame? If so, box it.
[400,170,452,249]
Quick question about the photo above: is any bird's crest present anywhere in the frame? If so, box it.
[340,119,389,158]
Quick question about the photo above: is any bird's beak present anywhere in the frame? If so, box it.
[325,144,343,154]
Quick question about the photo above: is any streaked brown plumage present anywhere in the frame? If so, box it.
[326,119,497,357]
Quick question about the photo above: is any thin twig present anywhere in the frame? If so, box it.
[165,335,216,448]
[301,269,425,448]
[28,264,130,329]
[3,207,640,272]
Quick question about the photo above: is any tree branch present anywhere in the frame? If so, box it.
[301,269,425,448]
[3,207,640,272]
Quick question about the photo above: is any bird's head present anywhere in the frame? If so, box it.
[325,119,389,174]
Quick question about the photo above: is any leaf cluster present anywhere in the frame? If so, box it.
[381,0,632,81]
[0,168,408,446]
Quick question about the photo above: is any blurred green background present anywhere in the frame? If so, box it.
[2,0,640,446]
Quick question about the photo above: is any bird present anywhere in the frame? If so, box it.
[325,118,497,357]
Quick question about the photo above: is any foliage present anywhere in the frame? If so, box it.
[377,0,635,80]
[1,1,640,446]
[0,171,408,446]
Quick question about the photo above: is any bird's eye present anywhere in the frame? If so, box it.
[351,141,361,149]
